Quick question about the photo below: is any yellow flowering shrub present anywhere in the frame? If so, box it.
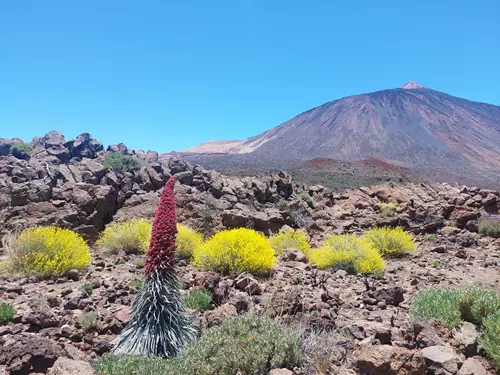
[364,226,416,256]
[97,218,152,254]
[308,233,384,274]
[269,227,310,256]
[193,228,276,275]
[7,226,91,277]
[176,224,203,260]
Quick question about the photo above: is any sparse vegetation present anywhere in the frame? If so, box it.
[423,233,437,241]
[103,152,140,173]
[269,227,310,256]
[378,202,398,217]
[0,302,16,324]
[183,290,212,311]
[300,328,350,374]
[4,226,91,277]
[364,226,416,256]
[83,283,93,295]
[94,315,300,375]
[97,219,151,254]
[193,228,276,275]
[297,191,314,209]
[478,215,500,238]
[129,278,143,291]
[77,312,99,332]
[176,224,203,260]
[9,143,32,158]
[308,234,385,274]
[432,260,441,268]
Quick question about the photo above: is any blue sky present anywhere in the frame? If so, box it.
[1,1,499,152]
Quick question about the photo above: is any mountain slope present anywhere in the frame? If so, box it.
[189,82,499,187]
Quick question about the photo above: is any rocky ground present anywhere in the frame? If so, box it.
[1,132,500,374]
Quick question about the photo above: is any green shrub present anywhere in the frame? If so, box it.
[364,227,416,256]
[181,315,300,374]
[183,290,212,311]
[176,224,203,260]
[298,192,314,209]
[478,215,500,238]
[0,302,16,324]
[410,288,463,328]
[5,226,91,277]
[193,228,276,275]
[9,143,32,158]
[411,286,500,329]
[94,355,181,375]
[97,219,151,254]
[103,152,140,173]
[480,312,500,369]
[378,202,398,217]
[94,315,300,375]
[459,286,500,325]
[269,227,310,256]
[76,312,98,332]
[307,234,385,274]
[423,233,437,242]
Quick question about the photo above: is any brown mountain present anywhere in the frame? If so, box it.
[185,82,500,187]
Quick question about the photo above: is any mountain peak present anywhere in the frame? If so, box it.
[401,81,425,89]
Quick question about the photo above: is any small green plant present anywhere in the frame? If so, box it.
[423,233,437,242]
[378,202,398,217]
[82,283,93,295]
[77,312,98,332]
[0,302,16,324]
[103,152,140,173]
[478,215,500,238]
[480,312,500,369]
[277,199,289,211]
[364,226,417,257]
[269,227,310,256]
[410,288,463,328]
[432,260,441,268]
[183,290,212,311]
[129,278,143,290]
[298,192,314,209]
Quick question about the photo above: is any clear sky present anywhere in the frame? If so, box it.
[1,1,499,152]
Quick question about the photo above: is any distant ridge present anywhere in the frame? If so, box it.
[184,82,500,188]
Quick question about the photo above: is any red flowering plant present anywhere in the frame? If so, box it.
[113,176,195,357]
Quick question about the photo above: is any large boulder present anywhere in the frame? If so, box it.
[48,357,97,375]
[356,344,427,375]
[0,335,64,375]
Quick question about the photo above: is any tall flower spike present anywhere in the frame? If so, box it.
[112,176,196,357]
[145,176,177,277]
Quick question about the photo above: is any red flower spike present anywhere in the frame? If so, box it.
[145,176,177,276]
